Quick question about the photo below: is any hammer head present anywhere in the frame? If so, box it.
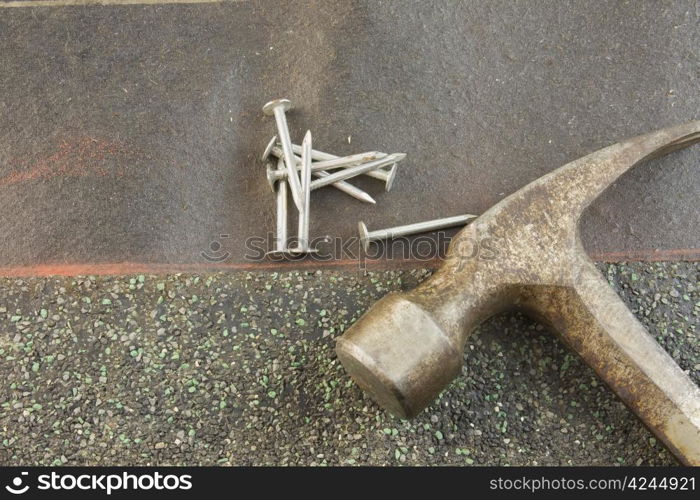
[336,293,461,418]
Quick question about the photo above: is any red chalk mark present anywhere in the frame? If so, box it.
[0,258,442,277]
[0,137,139,187]
[0,248,696,277]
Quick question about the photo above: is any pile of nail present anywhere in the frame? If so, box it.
[261,98,406,256]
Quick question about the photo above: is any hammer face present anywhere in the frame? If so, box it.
[336,293,462,419]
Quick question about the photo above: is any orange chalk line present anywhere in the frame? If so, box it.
[0,248,697,277]
[0,258,440,277]
[588,248,700,261]
[0,137,132,187]
[0,0,240,7]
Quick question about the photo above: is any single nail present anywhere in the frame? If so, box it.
[358,214,478,252]
[266,157,376,204]
[275,160,288,251]
[291,144,399,191]
[310,153,405,190]
[265,158,290,257]
[297,131,312,251]
[268,147,380,181]
[273,146,387,172]
[313,170,376,204]
[262,99,303,211]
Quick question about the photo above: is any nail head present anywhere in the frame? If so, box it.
[262,98,292,116]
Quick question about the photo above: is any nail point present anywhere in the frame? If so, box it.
[363,194,377,205]
[358,221,370,252]
[385,163,398,192]
[261,135,277,162]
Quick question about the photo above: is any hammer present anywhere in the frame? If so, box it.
[336,121,700,465]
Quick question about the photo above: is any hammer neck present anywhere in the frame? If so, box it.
[408,266,515,351]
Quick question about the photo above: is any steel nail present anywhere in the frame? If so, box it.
[313,170,376,204]
[266,156,376,204]
[274,161,288,252]
[262,99,303,211]
[265,159,291,257]
[309,153,405,190]
[273,146,387,172]
[269,130,318,256]
[291,144,400,191]
[358,214,478,252]
[271,147,382,180]
[296,130,312,251]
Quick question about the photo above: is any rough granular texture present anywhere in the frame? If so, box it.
[0,262,697,466]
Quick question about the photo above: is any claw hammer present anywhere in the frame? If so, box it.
[337,121,700,465]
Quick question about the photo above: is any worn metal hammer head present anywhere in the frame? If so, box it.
[336,121,700,464]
